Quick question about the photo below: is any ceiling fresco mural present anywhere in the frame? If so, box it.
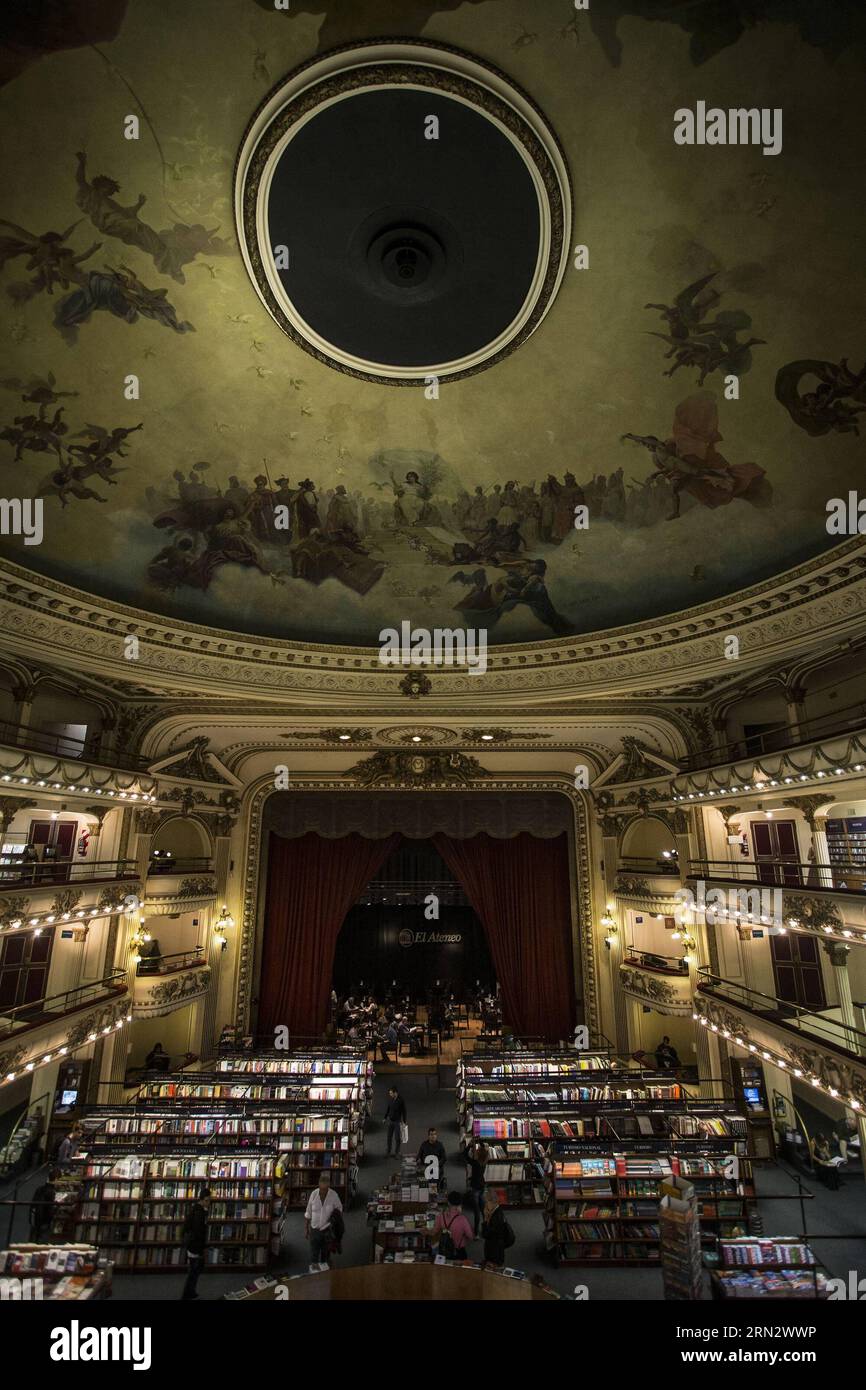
[0,0,863,647]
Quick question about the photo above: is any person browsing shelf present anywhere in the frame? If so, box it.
[463,1136,489,1235]
[481,1195,514,1268]
[433,1191,474,1262]
[304,1170,343,1265]
[181,1190,211,1300]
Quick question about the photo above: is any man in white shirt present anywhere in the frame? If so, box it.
[304,1171,343,1266]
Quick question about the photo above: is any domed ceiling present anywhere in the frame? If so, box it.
[0,0,864,650]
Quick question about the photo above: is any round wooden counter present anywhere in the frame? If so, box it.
[240,1264,560,1301]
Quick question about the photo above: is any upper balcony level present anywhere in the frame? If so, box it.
[0,717,149,774]
[143,856,216,912]
[679,697,866,775]
[0,857,139,893]
[0,970,131,1086]
[694,971,866,1112]
[688,857,865,899]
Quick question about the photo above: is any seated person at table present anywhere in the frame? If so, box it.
[378,1020,398,1061]
[811,1132,844,1189]
[145,1041,171,1072]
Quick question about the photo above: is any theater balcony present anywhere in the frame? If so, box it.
[0,862,142,942]
[132,948,210,1019]
[619,950,693,1016]
[0,971,131,1083]
[142,856,216,913]
[687,857,866,903]
[615,855,685,910]
[694,970,866,1112]
[672,699,866,801]
[0,718,157,797]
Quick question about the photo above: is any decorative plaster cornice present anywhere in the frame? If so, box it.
[619,963,693,1015]
[0,539,863,701]
[133,966,212,1018]
[694,992,866,1108]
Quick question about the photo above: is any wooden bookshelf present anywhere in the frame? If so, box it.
[72,1153,277,1272]
[546,1145,756,1267]
[78,1104,360,1208]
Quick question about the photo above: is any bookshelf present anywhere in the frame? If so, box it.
[0,1243,112,1300]
[457,1050,700,1210]
[545,1145,756,1266]
[78,1104,359,1208]
[461,1096,745,1211]
[72,1153,277,1271]
[825,817,866,889]
[708,1237,826,1300]
[139,1073,365,1106]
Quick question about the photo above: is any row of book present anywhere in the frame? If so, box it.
[67,1050,371,1271]
[0,1244,111,1300]
[720,1238,815,1267]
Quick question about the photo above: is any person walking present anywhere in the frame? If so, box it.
[181,1191,210,1300]
[304,1171,343,1266]
[416,1126,447,1188]
[384,1086,407,1157]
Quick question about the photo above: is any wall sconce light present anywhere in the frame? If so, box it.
[216,905,235,930]
[129,916,150,964]
[601,909,617,949]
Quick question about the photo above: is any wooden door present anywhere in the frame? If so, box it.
[751,819,801,886]
[770,932,825,1010]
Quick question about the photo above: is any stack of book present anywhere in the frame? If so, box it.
[0,1243,111,1300]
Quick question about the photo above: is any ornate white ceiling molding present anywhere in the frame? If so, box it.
[0,539,863,701]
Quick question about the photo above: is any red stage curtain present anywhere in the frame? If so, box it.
[433,832,576,1040]
[258,831,399,1038]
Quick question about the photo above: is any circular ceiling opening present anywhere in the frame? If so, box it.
[235,42,572,385]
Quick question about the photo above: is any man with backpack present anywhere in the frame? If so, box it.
[433,1191,474,1262]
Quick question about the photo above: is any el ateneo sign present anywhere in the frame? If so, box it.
[399,929,462,948]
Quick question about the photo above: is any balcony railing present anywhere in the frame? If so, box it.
[0,970,128,1041]
[618,855,681,876]
[688,858,865,894]
[697,968,866,1058]
[146,857,214,877]
[679,698,866,772]
[0,718,149,772]
[625,948,689,976]
[0,858,139,890]
[135,947,206,977]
